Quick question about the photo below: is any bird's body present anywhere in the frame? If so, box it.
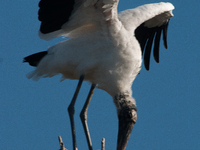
[29,23,141,97]
[24,1,174,149]
[27,1,173,97]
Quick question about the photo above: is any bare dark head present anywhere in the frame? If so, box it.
[114,93,137,150]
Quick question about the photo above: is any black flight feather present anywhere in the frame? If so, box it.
[135,21,170,70]
[23,51,47,67]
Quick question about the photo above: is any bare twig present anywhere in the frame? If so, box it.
[101,138,105,150]
[58,135,104,150]
[58,136,67,150]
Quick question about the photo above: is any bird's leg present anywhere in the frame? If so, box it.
[80,84,96,150]
[68,75,85,150]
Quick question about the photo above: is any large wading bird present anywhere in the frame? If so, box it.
[24,0,174,150]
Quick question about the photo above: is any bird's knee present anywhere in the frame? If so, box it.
[80,111,87,122]
[68,104,75,115]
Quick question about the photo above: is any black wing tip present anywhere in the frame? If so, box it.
[38,0,75,34]
[155,59,159,63]
[23,51,48,67]
[23,56,38,67]
[144,60,150,71]
[154,52,160,63]
[135,20,171,71]
[23,58,27,63]
[154,50,160,63]
[163,22,169,49]
[164,44,168,49]
[163,39,168,49]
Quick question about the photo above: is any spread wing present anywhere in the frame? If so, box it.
[135,19,170,70]
[38,0,120,40]
[38,0,75,34]
[38,0,97,40]
[118,2,174,70]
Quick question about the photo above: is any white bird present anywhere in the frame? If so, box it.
[24,0,174,150]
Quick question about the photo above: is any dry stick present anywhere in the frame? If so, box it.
[101,138,105,150]
[58,136,67,150]
[58,135,104,150]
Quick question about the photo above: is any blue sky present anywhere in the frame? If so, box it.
[1,0,200,150]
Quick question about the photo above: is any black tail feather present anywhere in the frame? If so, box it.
[23,51,47,67]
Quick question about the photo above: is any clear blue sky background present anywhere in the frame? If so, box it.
[1,0,200,150]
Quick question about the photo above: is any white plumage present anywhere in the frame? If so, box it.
[24,1,174,150]
[27,1,174,96]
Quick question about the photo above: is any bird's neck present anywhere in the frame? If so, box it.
[113,92,136,116]
[114,92,137,150]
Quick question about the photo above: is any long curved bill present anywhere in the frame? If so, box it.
[117,109,137,150]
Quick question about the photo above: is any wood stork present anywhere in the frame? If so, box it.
[23,0,174,150]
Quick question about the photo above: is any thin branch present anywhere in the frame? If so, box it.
[101,138,105,150]
[58,136,68,150]
[58,135,104,150]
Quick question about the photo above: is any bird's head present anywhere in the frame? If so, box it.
[114,93,137,150]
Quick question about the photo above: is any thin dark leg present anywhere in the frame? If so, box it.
[68,75,85,150]
[80,84,96,150]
